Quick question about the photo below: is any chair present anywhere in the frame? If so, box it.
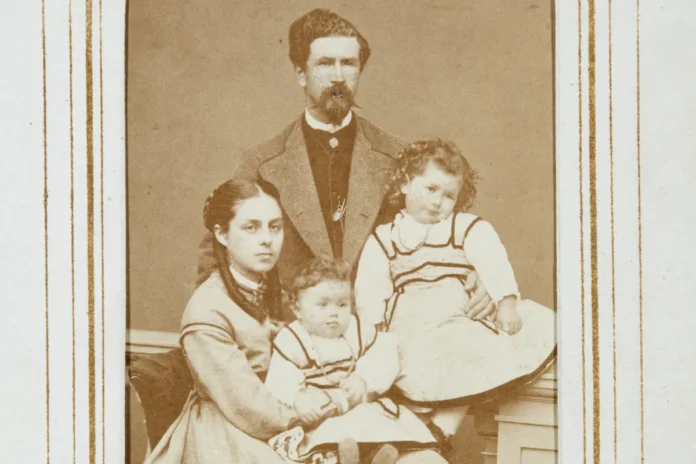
[126,348,193,461]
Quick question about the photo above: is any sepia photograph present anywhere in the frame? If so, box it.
[6,0,696,463]
[125,2,557,463]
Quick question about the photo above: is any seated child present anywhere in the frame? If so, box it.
[265,258,437,464]
[354,139,557,455]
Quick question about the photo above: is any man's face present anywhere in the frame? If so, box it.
[297,36,361,124]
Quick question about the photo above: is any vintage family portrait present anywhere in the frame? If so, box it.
[5,0,696,462]
[126,3,557,464]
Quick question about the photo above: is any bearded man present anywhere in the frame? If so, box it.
[196,8,494,318]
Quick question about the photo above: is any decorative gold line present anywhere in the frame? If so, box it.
[99,0,106,461]
[69,0,76,462]
[577,0,587,461]
[588,0,600,462]
[608,0,618,462]
[636,1,644,462]
[85,0,96,462]
[41,0,50,461]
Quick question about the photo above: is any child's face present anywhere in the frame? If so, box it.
[293,280,352,339]
[400,161,462,224]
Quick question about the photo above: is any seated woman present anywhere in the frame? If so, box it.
[145,179,447,464]
[144,179,299,463]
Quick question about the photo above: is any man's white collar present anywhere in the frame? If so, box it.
[304,109,353,134]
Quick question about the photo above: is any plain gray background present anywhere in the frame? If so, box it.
[127,0,554,333]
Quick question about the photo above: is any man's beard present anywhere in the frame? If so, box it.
[317,83,356,125]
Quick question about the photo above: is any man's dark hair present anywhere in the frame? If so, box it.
[288,8,371,71]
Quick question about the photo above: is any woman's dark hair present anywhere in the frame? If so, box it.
[385,139,480,213]
[202,178,284,323]
[288,8,371,71]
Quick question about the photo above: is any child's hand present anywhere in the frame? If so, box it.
[494,296,523,335]
[293,388,335,427]
[339,374,368,408]
[325,389,351,415]
[495,306,522,335]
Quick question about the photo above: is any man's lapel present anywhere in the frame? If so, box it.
[259,120,333,258]
[343,122,395,265]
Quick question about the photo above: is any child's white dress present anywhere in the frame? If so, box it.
[264,315,437,462]
[354,211,557,406]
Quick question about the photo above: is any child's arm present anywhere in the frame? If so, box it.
[462,219,522,334]
[264,349,306,407]
[354,234,394,329]
[265,350,338,426]
[350,328,400,397]
[462,219,520,307]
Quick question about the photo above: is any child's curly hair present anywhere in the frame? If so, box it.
[287,257,353,308]
[386,139,480,213]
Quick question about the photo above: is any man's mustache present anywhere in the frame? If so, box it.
[322,83,354,102]
[320,84,361,109]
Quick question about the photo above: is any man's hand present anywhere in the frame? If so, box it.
[339,374,368,409]
[462,271,497,320]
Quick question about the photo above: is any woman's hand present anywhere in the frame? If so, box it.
[495,297,523,335]
[462,271,497,320]
[293,388,336,427]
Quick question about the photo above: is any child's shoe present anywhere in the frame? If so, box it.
[338,438,360,464]
[364,444,399,464]
[425,422,460,464]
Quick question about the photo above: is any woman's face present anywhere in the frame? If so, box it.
[214,193,284,282]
